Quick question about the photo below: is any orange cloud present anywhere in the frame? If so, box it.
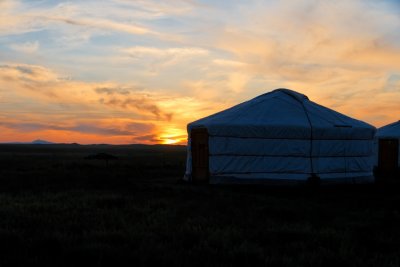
[0,63,219,144]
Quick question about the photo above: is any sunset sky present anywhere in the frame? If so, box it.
[1,0,399,145]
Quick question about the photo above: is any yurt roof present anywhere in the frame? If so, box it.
[188,88,375,139]
[377,121,400,138]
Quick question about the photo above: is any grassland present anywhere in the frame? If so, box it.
[0,144,399,266]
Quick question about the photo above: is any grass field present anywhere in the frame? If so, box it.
[0,144,399,266]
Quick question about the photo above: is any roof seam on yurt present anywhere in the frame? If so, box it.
[278,89,308,102]
[296,91,314,175]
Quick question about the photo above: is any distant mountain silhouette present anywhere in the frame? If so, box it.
[31,139,55,145]
[2,139,55,145]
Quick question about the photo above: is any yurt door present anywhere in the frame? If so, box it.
[378,139,398,174]
[191,128,209,183]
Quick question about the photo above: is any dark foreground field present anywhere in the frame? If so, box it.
[0,144,399,266]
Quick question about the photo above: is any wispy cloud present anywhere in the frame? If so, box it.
[9,41,39,54]
[121,46,210,75]
[112,0,197,16]
[124,46,209,57]
[0,0,178,39]
[95,87,131,95]
[44,16,156,36]
[98,95,173,121]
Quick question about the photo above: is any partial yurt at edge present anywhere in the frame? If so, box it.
[184,88,376,184]
[375,121,400,175]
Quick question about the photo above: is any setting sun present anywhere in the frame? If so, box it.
[162,138,180,145]
[158,128,187,145]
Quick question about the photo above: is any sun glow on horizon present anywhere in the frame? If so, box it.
[158,128,187,145]
[162,138,181,145]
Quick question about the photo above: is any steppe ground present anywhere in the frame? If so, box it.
[0,144,399,266]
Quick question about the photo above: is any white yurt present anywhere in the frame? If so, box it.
[375,121,400,175]
[184,88,376,184]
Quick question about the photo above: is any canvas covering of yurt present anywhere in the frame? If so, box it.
[184,88,376,184]
[375,121,400,174]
